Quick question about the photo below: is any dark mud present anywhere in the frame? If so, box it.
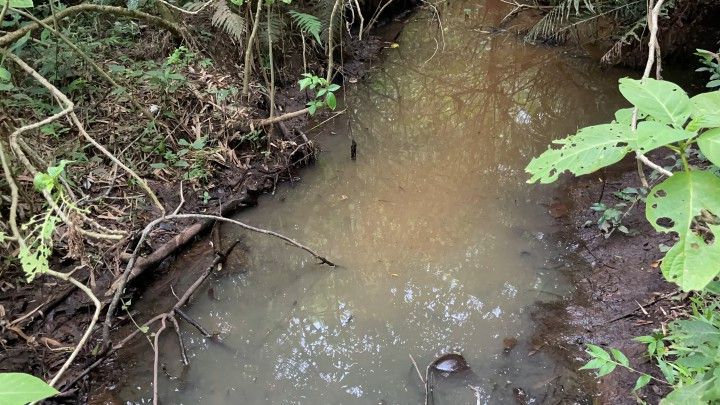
[534,158,679,404]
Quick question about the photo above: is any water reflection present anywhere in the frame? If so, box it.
[119,0,629,403]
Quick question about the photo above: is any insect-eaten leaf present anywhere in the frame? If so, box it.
[618,78,691,128]
[526,124,634,184]
[646,171,720,291]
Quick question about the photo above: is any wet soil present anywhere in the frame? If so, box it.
[534,157,679,404]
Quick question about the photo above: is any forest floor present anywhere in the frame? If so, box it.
[0,14,389,402]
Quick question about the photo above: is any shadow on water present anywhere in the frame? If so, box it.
[118,0,635,403]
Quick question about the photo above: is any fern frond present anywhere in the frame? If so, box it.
[288,10,323,45]
[183,0,209,11]
[526,0,646,43]
[212,0,246,43]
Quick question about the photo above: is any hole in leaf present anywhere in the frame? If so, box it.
[691,209,719,245]
[652,204,657,209]
[655,189,667,198]
[656,217,674,229]
[617,142,628,147]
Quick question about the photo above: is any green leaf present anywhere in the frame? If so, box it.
[614,107,645,125]
[327,84,341,92]
[610,348,630,367]
[661,379,715,405]
[634,335,656,344]
[618,78,691,127]
[326,92,337,110]
[687,91,720,130]
[646,171,720,290]
[633,374,651,392]
[8,0,34,8]
[597,362,617,377]
[0,372,58,405]
[33,173,54,192]
[657,359,676,384]
[697,128,720,167]
[0,67,10,82]
[674,320,720,345]
[526,124,634,184]
[586,344,611,361]
[579,358,606,370]
[636,121,695,153]
[675,353,714,368]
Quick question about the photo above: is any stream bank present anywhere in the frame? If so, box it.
[0,3,393,402]
[533,158,692,404]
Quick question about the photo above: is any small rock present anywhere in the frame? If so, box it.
[503,337,518,353]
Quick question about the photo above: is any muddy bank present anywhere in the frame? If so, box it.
[534,158,681,404]
[0,9,395,403]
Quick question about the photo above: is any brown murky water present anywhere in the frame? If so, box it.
[119,1,630,403]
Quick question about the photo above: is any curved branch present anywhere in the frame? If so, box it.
[103,212,335,344]
[45,270,101,388]
[631,0,672,182]
[0,4,182,48]
[1,50,166,214]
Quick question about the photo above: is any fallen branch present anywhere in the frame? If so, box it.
[62,242,239,396]
[253,107,310,127]
[152,317,168,405]
[104,212,335,345]
[116,196,255,284]
[175,307,211,338]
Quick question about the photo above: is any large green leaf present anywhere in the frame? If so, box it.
[6,0,34,8]
[646,171,720,290]
[0,373,58,405]
[687,91,720,131]
[697,128,720,167]
[660,379,715,405]
[526,124,634,184]
[636,121,695,153]
[619,78,691,128]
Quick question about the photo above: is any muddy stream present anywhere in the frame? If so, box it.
[117,1,630,403]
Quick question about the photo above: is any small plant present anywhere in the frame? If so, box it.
[151,137,213,181]
[580,344,654,392]
[696,49,720,89]
[298,73,340,115]
[587,187,646,237]
[584,295,720,402]
[589,202,626,236]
